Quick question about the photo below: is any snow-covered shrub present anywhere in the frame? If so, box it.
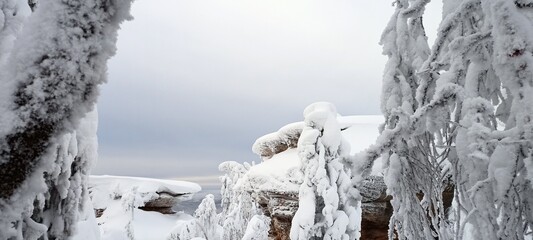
[97,186,143,240]
[223,190,261,240]
[176,220,200,240]
[219,161,248,220]
[241,215,271,240]
[218,161,262,240]
[169,194,220,240]
[290,102,359,240]
[166,162,263,240]
[194,194,219,240]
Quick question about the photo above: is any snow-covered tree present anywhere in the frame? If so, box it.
[222,190,260,238]
[168,163,262,240]
[373,1,449,238]
[290,102,359,240]
[194,194,219,240]
[218,161,261,240]
[121,187,145,240]
[219,161,248,220]
[169,194,220,240]
[0,0,133,239]
[350,0,533,239]
[241,215,271,240]
[176,220,200,240]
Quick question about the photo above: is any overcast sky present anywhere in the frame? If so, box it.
[91,0,443,180]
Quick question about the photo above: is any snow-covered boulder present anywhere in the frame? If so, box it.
[252,122,303,160]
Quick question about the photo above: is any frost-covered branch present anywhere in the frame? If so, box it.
[352,0,533,239]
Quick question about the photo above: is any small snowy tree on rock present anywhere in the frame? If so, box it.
[219,161,248,220]
[241,215,271,240]
[218,161,260,240]
[171,194,220,240]
[290,102,359,240]
[194,194,219,240]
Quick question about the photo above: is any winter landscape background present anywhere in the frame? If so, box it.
[1,0,533,239]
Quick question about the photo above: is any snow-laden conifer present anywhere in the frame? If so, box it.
[194,194,219,240]
[218,161,260,240]
[290,102,359,240]
[177,220,200,240]
[219,161,248,220]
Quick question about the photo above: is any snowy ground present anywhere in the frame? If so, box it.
[131,210,194,240]
[83,175,220,240]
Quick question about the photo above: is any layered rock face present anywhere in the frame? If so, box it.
[253,177,395,240]
[253,176,454,240]
[359,176,393,240]
[255,191,299,240]
[137,192,188,214]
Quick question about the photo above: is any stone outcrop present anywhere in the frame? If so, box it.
[251,177,394,240]
[252,122,302,160]
[93,191,190,217]
[254,191,298,240]
[359,176,392,240]
[138,191,189,214]
[253,176,454,240]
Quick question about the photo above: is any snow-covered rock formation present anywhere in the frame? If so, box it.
[90,175,201,214]
[240,115,393,239]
